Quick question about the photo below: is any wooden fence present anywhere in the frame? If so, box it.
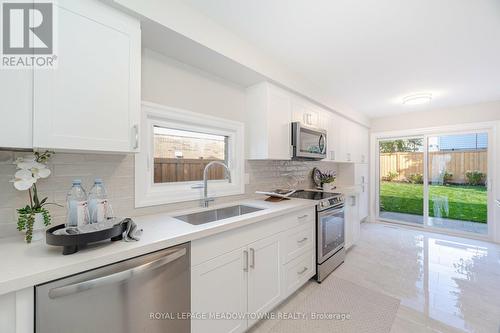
[379,151,487,183]
[154,158,226,183]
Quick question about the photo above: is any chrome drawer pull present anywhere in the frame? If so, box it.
[297,237,308,244]
[243,250,249,272]
[297,215,308,219]
[297,267,308,275]
[249,248,255,269]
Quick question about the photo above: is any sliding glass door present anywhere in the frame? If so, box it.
[377,131,490,236]
[378,137,425,225]
[427,133,488,234]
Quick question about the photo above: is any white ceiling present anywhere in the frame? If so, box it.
[185,0,500,118]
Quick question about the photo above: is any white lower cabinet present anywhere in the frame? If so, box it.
[247,234,282,327]
[282,250,314,299]
[345,194,361,250]
[0,288,34,333]
[191,208,315,333]
[191,248,248,333]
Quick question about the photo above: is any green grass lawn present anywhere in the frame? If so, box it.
[380,182,487,223]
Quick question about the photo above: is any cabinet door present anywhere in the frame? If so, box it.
[192,248,248,333]
[0,288,34,333]
[359,125,369,164]
[348,123,369,164]
[355,164,369,220]
[0,70,32,149]
[337,117,351,162]
[267,86,292,160]
[33,0,141,152]
[292,100,319,127]
[325,112,341,161]
[345,194,360,250]
[247,234,282,327]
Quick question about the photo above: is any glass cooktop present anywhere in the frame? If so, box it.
[287,190,341,200]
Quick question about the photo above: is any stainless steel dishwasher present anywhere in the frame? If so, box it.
[36,243,190,333]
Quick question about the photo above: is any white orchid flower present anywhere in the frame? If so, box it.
[11,156,52,191]
[12,170,36,191]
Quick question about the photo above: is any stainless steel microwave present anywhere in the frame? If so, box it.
[291,122,327,160]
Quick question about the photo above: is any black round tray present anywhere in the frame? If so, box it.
[46,221,128,255]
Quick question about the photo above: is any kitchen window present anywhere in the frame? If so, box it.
[153,127,229,183]
[135,102,245,207]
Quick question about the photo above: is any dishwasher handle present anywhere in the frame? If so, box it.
[48,247,186,299]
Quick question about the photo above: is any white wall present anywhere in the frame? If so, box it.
[370,100,500,132]
[142,49,246,122]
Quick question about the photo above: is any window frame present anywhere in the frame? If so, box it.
[135,102,245,208]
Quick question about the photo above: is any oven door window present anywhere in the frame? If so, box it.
[318,208,344,263]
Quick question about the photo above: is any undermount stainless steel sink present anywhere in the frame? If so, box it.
[174,205,264,225]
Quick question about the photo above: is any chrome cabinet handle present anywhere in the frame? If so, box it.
[298,214,308,219]
[243,250,249,272]
[132,124,139,150]
[297,237,308,244]
[297,267,308,275]
[330,150,335,161]
[249,248,255,269]
[48,248,186,299]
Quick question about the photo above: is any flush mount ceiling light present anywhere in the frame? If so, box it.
[402,93,433,105]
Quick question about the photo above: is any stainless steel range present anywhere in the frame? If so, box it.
[287,190,345,282]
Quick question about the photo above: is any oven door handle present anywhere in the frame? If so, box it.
[318,207,344,216]
[48,248,186,299]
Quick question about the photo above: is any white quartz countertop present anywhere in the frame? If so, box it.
[0,197,316,296]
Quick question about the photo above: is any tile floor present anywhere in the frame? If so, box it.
[250,222,500,333]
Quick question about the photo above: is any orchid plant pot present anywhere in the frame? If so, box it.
[322,182,336,192]
[317,169,337,193]
[12,151,58,243]
[32,212,46,241]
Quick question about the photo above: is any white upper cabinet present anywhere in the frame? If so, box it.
[33,0,141,153]
[349,122,369,164]
[291,99,319,127]
[245,82,292,160]
[323,112,369,164]
[0,70,33,149]
[245,81,369,163]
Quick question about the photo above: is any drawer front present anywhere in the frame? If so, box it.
[290,208,315,227]
[192,207,315,267]
[283,250,315,298]
[283,223,314,264]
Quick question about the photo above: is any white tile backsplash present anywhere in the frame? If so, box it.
[0,151,337,237]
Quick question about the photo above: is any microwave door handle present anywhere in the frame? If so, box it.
[319,134,326,154]
[48,248,186,299]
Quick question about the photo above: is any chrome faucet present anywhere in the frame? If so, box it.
[200,161,231,208]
